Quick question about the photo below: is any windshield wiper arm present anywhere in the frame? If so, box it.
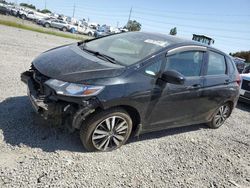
[81,46,117,64]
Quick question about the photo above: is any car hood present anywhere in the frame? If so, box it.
[32,44,125,83]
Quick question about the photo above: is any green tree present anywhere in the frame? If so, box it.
[169,27,177,35]
[19,3,36,10]
[230,51,250,62]
[125,20,141,31]
[38,9,51,14]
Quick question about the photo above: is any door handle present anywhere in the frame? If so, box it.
[186,84,201,90]
[224,79,230,85]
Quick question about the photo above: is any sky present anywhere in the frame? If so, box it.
[10,0,250,54]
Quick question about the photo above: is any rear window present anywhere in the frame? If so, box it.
[207,51,226,75]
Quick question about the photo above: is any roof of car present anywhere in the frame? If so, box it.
[137,32,231,57]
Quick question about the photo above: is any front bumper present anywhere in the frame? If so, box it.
[21,70,100,129]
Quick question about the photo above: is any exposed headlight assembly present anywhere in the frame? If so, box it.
[45,79,104,97]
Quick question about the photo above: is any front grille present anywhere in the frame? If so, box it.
[242,79,250,91]
[244,91,250,99]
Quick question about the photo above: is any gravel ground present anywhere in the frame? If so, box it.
[0,25,250,188]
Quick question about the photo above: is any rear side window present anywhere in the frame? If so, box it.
[226,56,236,75]
[207,51,226,75]
[165,51,204,77]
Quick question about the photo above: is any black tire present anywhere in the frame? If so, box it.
[87,32,92,36]
[44,23,50,28]
[80,108,133,152]
[207,103,232,129]
[62,27,67,32]
[21,14,26,20]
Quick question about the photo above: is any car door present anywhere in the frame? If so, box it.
[51,20,59,28]
[145,46,207,131]
[201,50,232,118]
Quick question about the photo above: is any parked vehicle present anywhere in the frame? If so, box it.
[37,17,53,25]
[94,27,111,38]
[21,32,240,152]
[239,73,250,103]
[0,5,11,15]
[74,25,95,36]
[243,64,250,74]
[45,19,70,32]
[233,57,245,73]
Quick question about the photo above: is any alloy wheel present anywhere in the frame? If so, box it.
[92,116,129,151]
[213,105,230,127]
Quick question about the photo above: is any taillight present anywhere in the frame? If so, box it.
[236,73,241,86]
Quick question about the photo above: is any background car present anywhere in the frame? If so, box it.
[233,57,245,73]
[48,19,70,32]
[239,73,250,103]
[0,5,11,15]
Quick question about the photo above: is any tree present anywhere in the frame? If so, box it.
[230,51,250,62]
[19,3,36,10]
[38,9,52,14]
[169,27,177,35]
[125,20,141,31]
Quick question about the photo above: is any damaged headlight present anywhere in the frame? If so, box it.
[45,79,105,97]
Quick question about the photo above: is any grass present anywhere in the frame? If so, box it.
[0,19,90,40]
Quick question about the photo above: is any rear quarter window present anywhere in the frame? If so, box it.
[226,56,236,75]
[207,51,227,75]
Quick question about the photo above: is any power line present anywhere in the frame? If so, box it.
[133,16,250,34]
[134,6,250,17]
[132,10,248,25]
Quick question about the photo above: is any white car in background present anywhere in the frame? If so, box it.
[239,73,250,103]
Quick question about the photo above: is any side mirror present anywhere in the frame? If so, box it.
[160,70,185,85]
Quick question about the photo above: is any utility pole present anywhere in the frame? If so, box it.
[127,7,132,26]
[44,0,47,9]
[72,3,75,18]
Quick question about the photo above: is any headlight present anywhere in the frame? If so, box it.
[45,79,104,97]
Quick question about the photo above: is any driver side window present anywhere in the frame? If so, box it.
[165,51,204,77]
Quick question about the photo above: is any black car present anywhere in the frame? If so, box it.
[0,5,11,15]
[21,32,240,152]
[233,57,245,73]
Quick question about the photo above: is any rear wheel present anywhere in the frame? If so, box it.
[80,108,133,152]
[207,103,231,129]
[62,27,67,32]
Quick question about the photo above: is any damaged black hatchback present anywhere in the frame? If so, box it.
[21,32,240,152]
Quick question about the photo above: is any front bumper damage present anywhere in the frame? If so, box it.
[21,69,100,130]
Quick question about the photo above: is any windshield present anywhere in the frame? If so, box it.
[83,32,173,66]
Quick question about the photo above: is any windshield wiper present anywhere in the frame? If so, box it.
[81,45,118,64]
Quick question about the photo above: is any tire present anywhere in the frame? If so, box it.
[87,32,92,36]
[62,27,67,32]
[21,14,26,20]
[207,103,232,129]
[44,23,50,28]
[80,108,133,152]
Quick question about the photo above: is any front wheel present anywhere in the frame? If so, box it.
[80,108,133,152]
[207,103,232,129]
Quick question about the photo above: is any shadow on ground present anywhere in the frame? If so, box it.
[0,96,208,152]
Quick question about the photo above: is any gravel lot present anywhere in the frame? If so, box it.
[0,25,249,188]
